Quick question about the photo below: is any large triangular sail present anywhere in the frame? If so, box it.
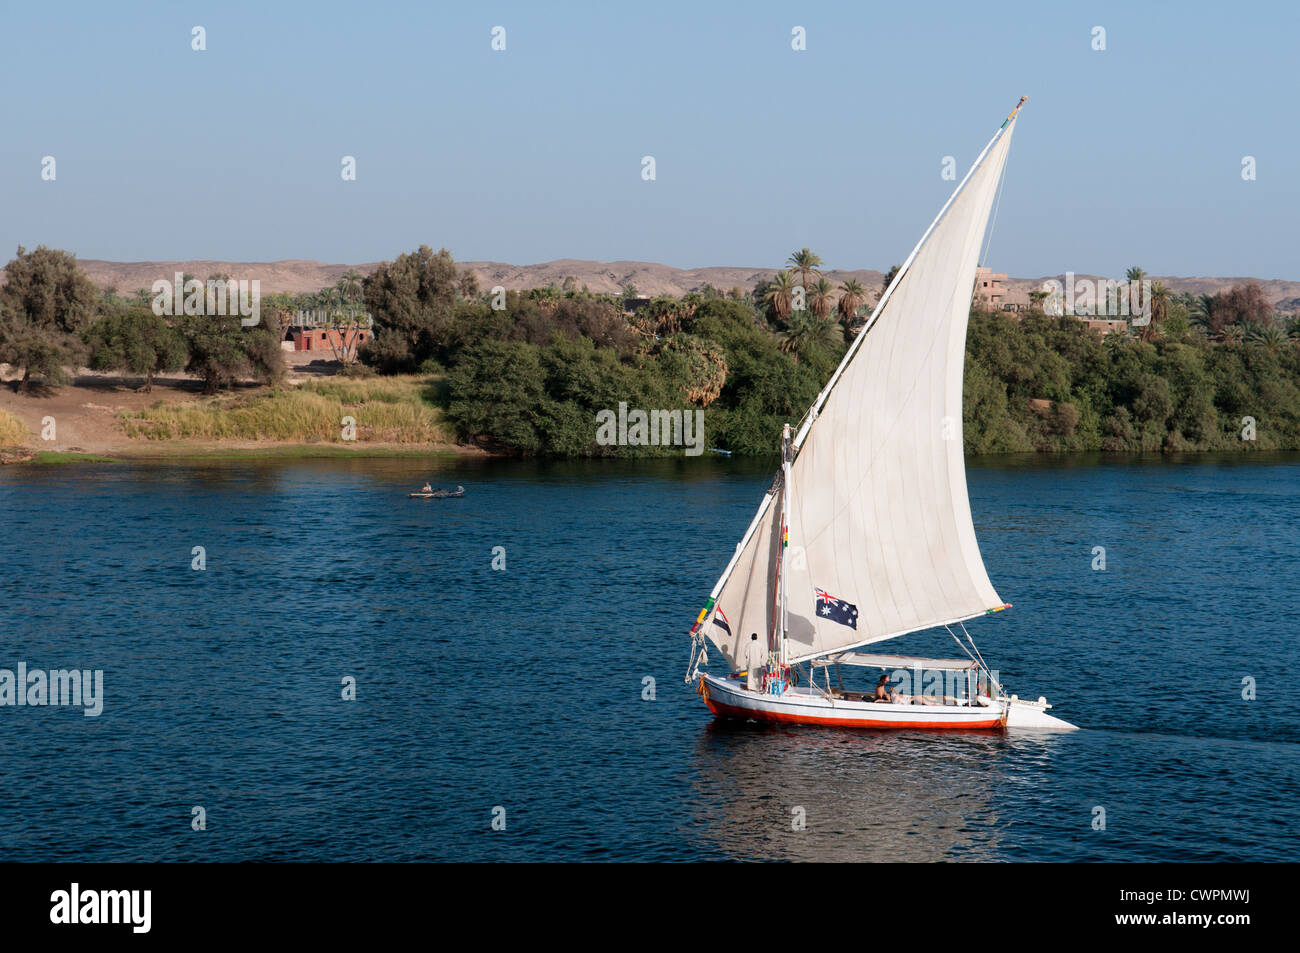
[695,102,1021,671]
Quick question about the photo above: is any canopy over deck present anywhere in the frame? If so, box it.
[812,653,978,671]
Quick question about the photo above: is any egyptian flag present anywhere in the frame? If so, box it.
[815,588,859,629]
[712,607,732,638]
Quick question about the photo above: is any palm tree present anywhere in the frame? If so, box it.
[1248,324,1287,352]
[1104,325,1131,352]
[837,279,868,328]
[315,285,343,310]
[879,264,901,299]
[1150,281,1169,317]
[1218,324,1244,345]
[787,248,823,297]
[645,296,682,334]
[778,312,840,364]
[764,271,797,321]
[1143,281,1170,341]
[809,277,836,319]
[338,269,364,303]
[1190,294,1215,333]
[1125,265,1147,318]
[674,293,701,328]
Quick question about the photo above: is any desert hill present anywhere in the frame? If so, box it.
[64,257,1300,310]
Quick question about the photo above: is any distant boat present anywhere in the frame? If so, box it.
[684,98,1075,731]
[708,448,732,456]
[409,485,464,499]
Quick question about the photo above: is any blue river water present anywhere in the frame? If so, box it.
[0,453,1296,862]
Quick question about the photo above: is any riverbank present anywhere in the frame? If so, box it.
[0,369,476,463]
[2,445,469,465]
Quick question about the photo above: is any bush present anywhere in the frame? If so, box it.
[964,312,1300,452]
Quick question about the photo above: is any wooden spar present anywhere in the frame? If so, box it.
[791,96,1028,452]
[1002,95,1028,127]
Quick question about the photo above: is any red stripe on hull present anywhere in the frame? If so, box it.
[704,695,1005,731]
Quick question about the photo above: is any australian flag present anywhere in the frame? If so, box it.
[815,588,859,629]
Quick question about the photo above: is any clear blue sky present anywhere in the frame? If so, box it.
[2,0,1297,278]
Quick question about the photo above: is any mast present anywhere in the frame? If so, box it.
[779,423,792,668]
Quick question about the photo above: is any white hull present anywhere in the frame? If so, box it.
[700,674,1077,731]
[1003,695,1078,730]
[700,674,1008,730]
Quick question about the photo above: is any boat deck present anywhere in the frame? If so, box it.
[700,674,1007,729]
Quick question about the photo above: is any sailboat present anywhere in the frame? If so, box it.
[684,98,1075,731]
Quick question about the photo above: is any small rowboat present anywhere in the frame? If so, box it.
[409,485,465,499]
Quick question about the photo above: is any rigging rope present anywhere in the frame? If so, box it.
[945,624,1002,700]
[979,129,1012,268]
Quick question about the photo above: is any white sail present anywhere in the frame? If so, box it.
[704,489,782,669]
[704,108,1018,669]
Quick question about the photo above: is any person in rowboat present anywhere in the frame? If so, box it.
[421,482,433,493]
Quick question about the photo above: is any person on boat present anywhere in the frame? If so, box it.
[744,633,765,692]
[872,673,894,703]
[421,483,433,493]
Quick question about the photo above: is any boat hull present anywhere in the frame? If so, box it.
[699,674,1007,730]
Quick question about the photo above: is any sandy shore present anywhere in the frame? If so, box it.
[0,358,475,462]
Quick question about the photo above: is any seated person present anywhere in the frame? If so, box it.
[872,673,894,703]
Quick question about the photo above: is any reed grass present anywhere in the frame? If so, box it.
[118,375,448,444]
[0,409,28,446]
